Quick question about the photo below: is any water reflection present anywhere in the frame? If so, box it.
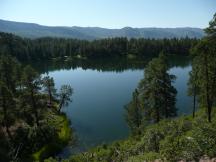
[29,56,192,158]
[30,56,191,74]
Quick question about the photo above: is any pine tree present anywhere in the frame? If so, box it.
[0,81,16,141]
[21,65,42,126]
[125,89,142,134]
[188,60,199,118]
[139,53,177,123]
[42,76,56,107]
[191,13,216,122]
[0,55,19,93]
[58,85,73,112]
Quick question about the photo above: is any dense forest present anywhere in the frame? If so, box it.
[0,12,215,162]
[0,55,74,161]
[0,32,198,61]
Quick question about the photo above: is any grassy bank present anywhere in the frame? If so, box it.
[32,112,72,161]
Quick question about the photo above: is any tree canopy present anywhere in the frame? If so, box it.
[0,32,198,61]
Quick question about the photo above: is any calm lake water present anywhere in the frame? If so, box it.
[32,56,192,157]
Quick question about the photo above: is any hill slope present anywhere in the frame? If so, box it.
[0,19,204,39]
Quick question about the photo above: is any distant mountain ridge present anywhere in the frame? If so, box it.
[0,19,205,39]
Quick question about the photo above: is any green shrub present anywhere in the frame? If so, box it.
[160,135,201,161]
[190,120,216,157]
[65,110,216,162]
[127,152,160,162]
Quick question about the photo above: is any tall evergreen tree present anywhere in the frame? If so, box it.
[0,55,19,93]
[158,53,177,118]
[42,76,56,107]
[205,13,216,37]
[139,53,177,123]
[0,81,16,141]
[191,13,216,122]
[188,60,199,118]
[21,66,42,126]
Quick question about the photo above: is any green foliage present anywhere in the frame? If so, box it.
[0,81,16,125]
[0,55,20,93]
[21,65,43,126]
[160,135,201,161]
[127,152,160,162]
[67,111,216,162]
[190,13,216,122]
[141,125,163,152]
[0,55,73,161]
[187,60,199,118]
[205,13,216,36]
[125,53,177,137]
[58,85,73,112]
[0,32,198,61]
[42,76,57,105]
[32,113,72,161]
[190,120,216,157]
[125,89,142,135]
[139,52,177,122]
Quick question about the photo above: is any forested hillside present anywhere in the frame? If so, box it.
[0,19,204,39]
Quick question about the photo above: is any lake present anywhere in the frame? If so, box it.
[32,56,192,158]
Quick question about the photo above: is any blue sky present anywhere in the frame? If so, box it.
[0,0,215,28]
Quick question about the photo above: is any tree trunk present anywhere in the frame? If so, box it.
[58,95,65,112]
[49,90,52,105]
[5,123,13,141]
[156,98,160,123]
[134,90,141,128]
[204,55,211,122]
[193,91,196,118]
[48,84,52,105]
[31,89,39,126]
[2,99,13,141]
[162,72,168,118]
[156,107,160,123]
